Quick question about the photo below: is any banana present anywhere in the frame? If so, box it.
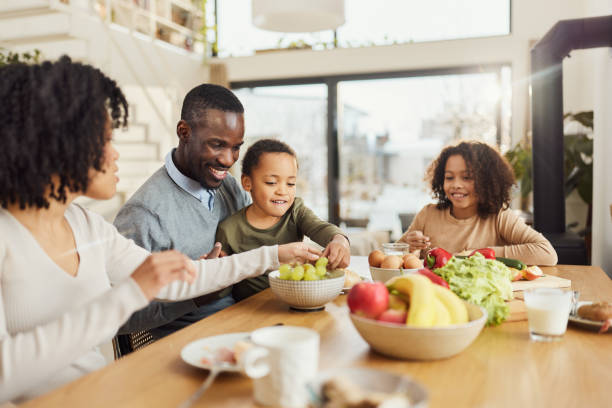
[432,284,468,324]
[387,274,436,327]
[433,296,452,326]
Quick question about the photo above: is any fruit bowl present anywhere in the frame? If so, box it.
[369,266,418,283]
[269,270,345,310]
[349,301,487,360]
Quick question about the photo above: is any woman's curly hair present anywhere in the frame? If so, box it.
[0,56,128,209]
[426,141,516,217]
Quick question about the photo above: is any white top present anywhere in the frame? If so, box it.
[0,204,279,403]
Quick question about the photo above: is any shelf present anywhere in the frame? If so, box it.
[170,0,202,15]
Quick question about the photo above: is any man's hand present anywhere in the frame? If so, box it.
[131,250,196,300]
[322,234,350,269]
[278,242,322,264]
[198,242,227,260]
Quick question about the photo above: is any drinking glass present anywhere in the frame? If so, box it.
[524,288,573,342]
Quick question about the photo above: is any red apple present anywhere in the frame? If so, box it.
[388,294,408,312]
[347,282,389,319]
[377,309,407,325]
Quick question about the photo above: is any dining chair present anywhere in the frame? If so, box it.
[113,331,155,359]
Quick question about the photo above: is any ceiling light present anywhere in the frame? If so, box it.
[252,0,345,33]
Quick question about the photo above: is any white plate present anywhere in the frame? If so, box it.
[568,301,611,332]
[180,332,250,372]
[341,276,370,294]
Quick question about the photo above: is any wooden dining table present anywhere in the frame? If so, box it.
[21,262,612,408]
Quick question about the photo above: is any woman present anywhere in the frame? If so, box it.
[0,57,320,403]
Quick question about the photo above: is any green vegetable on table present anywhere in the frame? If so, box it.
[434,253,513,326]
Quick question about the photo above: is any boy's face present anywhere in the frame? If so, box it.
[242,152,297,220]
[443,154,478,219]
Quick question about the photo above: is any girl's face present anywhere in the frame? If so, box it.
[443,154,478,219]
[85,121,120,200]
[242,152,297,220]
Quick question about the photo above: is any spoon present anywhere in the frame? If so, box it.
[178,365,220,408]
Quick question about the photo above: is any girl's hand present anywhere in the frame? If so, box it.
[323,235,350,269]
[278,242,322,264]
[131,250,196,300]
[398,230,431,252]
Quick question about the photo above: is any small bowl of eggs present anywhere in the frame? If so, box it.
[368,247,423,283]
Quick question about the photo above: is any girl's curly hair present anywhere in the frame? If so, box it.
[426,141,515,217]
[0,56,128,209]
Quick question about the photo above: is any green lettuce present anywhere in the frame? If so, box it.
[435,253,513,325]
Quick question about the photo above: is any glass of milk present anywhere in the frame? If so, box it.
[524,288,573,342]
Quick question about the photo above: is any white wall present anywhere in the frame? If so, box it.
[588,0,612,277]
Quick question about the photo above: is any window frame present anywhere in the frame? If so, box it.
[231,63,510,225]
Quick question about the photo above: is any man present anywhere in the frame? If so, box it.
[114,84,250,340]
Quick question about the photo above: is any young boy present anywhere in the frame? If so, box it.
[215,139,351,301]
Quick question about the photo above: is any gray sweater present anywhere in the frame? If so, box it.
[114,167,250,334]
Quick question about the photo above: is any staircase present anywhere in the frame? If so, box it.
[0,0,207,221]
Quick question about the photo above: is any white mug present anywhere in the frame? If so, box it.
[242,326,319,408]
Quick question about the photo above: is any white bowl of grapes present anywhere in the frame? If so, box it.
[268,257,345,311]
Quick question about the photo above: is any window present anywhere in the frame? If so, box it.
[233,85,329,219]
[232,65,512,236]
[338,68,511,238]
[215,0,511,57]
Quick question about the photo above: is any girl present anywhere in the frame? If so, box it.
[398,141,557,266]
[0,57,319,403]
[216,139,350,301]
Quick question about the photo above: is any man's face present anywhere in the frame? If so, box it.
[182,109,245,189]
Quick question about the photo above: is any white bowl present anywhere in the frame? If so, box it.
[268,269,345,310]
[307,367,428,408]
[349,301,487,360]
[369,266,419,283]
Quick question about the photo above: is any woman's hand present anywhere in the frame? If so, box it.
[131,250,196,300]
[323,234,350,269]
[278,242,322,264]
[398,230,431,252]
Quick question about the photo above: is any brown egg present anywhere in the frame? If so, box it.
[368,250,385,267]
[402,254,422,269]
[380,255,403,269]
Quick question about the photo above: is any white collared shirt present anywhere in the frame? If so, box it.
[164,149,216,210]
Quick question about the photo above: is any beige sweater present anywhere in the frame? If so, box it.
[399,204,558,266]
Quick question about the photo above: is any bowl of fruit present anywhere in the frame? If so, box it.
[368,249,423,282]
[269,257,345,311]
[347,274,487,360]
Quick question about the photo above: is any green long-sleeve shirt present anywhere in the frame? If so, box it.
[215,197,344,301]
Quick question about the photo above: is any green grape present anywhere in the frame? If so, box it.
[279,268,293,280]
[315,265,327,278]
[315,256,329,269]
[279,264,291,274]
[303,263,316,274]
[303,269,318,281]
[291,265,305,281]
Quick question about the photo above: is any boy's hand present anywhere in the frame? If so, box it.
[323,235,350,269]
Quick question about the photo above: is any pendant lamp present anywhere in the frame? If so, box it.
[252,0,345,33]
